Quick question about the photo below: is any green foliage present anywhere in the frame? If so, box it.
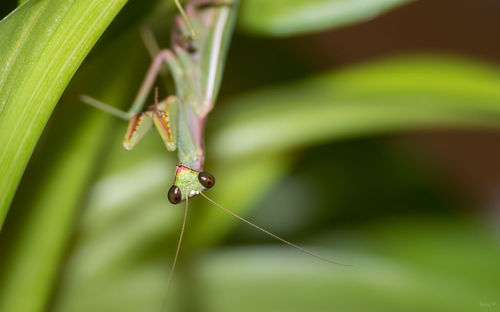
[0,30,150,312]
[39,55,500,312]
[196,218,500,312]
[0,0,128,226]
[239,0,414,36]
[0,1,499,312]
[214,56,500,159]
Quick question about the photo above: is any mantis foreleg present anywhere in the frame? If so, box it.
[80,49,181,116]
[81,49,182,150]
[129,49,182,116]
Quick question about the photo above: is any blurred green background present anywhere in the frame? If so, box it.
[1,0,499,312]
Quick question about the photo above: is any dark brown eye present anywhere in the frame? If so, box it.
[198,172,215,189]
[168,185,182,204]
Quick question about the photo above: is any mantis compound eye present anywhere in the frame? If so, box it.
[198,172,215,189]
[168,185,182,204]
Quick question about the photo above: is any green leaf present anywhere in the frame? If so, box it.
[239,0,414,37]
[196,218,500,312]
[0,29,149,312]
[0,0,128,227]
[213,55,500,159]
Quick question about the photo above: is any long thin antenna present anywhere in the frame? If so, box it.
[174,0,197,39]
[200,193,350,266]
[161,197,189,312]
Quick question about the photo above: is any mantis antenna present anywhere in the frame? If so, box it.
[161,196,189,312]
[174,0,197,39]
[199,192,351,266]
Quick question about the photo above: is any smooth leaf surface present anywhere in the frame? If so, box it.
[0,0,128,227]
[239,0,414,36]
[0,32,148,312]
[213,56,500,159]
[196,219,499,312]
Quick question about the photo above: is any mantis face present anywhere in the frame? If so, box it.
[168,164,215,204]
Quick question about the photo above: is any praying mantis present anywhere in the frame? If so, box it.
[83,0,235,204]
[81,0,346,308]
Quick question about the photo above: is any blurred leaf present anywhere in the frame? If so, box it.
[0,0,128,227]
[50,54,500,311]
[0,30,149,312]
[50,151,291,312]
[196,218,499,312]
[239,0,414,37]
[213,55,500,159]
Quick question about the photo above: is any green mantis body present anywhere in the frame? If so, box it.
[82,1,345,308]
[126,0,237,203]
[81,5,242,305]
[83,0,237,203]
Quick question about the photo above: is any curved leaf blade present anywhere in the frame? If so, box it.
[0,0,128,227]
[213,56,500,159]
[239,0,414,37]
[0,29,151,311]
[197,219,500,312]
